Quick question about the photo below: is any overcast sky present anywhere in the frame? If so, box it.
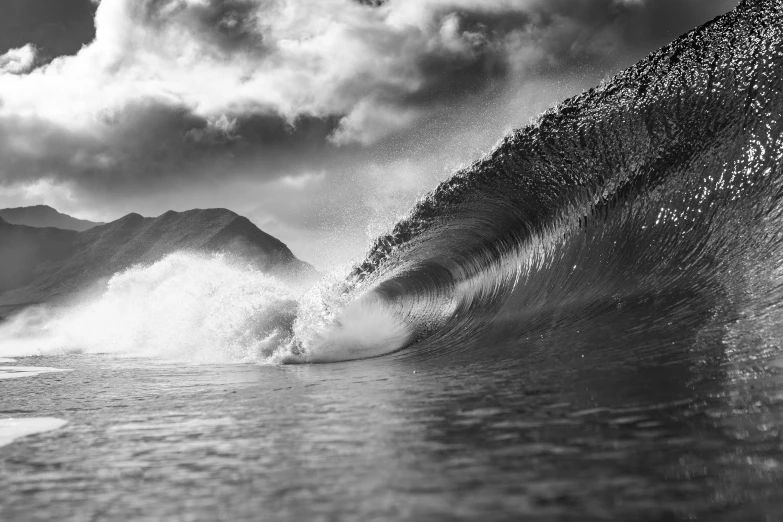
[0,0,739,269]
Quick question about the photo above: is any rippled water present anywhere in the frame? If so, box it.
[2,339,783,521]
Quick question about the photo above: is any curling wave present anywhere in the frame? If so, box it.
[321,0,783,362]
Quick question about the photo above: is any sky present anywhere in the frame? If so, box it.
[0,0,739,270]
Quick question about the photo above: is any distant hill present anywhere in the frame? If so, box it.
[0,205,104,231]
[0,208,317,317]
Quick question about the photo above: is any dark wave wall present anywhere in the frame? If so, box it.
[348,0,783,360]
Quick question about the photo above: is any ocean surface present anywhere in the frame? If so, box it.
[1,350,783,521]
[3,0,783,519]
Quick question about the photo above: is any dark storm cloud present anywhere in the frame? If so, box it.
[137,0,267,55]
[330,0,741,135]
[614,0,740,48]
[405,0,740,88]
[354,0,387,6]
[0,100,341,197]
[542,0,740,59]
[0,0,741,147]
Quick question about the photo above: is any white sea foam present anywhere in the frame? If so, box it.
[0,366,72,380]
[0,358,16,363]
[0,252,410,364]
[0,418,68,448]
[0,253,299,363]
[286,289,411,363]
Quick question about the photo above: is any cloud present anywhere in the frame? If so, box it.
[0,45,38,75]
[0,0,739,267]
[0,0,675,143]
[0,0,541,194]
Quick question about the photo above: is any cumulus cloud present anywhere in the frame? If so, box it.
[0,45,38,75]
[1,0,529,139]
[0,0,540,201]
[0,0,739,155]
[3,0,730,143]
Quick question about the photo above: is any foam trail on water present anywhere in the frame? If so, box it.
[0,366,73,380]
[0,418,68,448]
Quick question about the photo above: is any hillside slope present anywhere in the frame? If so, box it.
[0,205,104,231]
[0,208,316,316]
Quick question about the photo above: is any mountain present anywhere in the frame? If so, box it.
[0,208,317,317]
[0,219,78,296]
[0,205,104,231]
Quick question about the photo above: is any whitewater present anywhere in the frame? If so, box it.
[0,252,412,363]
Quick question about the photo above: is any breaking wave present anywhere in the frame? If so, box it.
[0,254,298,362]
[0,251,411,364]
[336,0,783,363]
[3,0,783,365]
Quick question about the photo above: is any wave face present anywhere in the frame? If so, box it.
[326,0,783,362]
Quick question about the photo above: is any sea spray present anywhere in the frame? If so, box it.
[286,287,412,363]
[0,252,410,364]
[0,253,300,363]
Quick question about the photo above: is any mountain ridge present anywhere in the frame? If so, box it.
[0,205,104,232]
[0,207,316,317]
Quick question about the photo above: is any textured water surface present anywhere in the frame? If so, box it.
[1,348,783,521]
